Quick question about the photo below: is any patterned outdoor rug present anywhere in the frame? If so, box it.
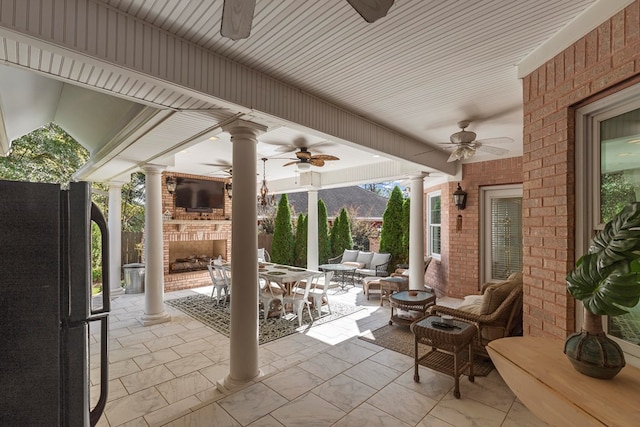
[359,324,494,376]
[166,294,363,345]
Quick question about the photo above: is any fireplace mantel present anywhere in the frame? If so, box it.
[164,219,231,232]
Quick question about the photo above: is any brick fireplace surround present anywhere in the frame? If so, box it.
[160,173,232,292]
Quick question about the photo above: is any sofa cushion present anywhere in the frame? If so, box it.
[356,251,374,268]
[456,295,483,315]
[479,276,521,315]
[342,249,360,263]
[370,252,390,268]
[342,261,365,268]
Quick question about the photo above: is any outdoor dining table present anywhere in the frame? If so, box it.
[258,263,318,295]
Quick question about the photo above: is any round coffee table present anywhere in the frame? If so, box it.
[388,290,436,326]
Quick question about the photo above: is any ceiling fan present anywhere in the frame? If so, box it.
[281,147,340,169]
[221,0,394,40]
[440,121,513,162]
[201,161,232,177]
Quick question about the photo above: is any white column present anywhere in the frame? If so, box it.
[140,164,171,326]
[409,173,426,290]
[220,119,266,391]
[307,189,319,270]
[108,183,125,296]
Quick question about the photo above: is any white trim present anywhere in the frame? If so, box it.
[518,0,635,78]
[426,190,442,260]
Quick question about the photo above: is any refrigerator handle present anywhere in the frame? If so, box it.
[89,313,109,427]
[91,202,110,314]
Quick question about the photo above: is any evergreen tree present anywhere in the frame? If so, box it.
[332,208,353,257]
[400,197,411,265]
[380,186,405,271]
[293,213,308,267]
[330,212,341,257]
[271,194,295,264]
[318,199,332,264]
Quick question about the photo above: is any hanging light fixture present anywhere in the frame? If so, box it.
[258,158,276,207]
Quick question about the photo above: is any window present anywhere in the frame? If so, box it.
[577,83,640,361]
[481,186,523,283]
[427,192,441,258]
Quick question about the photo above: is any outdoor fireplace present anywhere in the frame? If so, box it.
[168,240,226,273]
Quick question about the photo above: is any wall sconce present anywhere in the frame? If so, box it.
[225,182,232,199]
[453,183,467,210]
[166,176,177,194]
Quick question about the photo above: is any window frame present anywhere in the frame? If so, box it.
[576,82,640,365]
[427,191,441,260]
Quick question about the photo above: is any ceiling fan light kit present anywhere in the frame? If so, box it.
[442,120,512,162]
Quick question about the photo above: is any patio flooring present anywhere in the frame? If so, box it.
[91,283,547,426]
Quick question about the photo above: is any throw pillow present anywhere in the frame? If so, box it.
[370,252,390,269]
[479,279,520,315]
[342,261,365,268]
[342,249,359,263]
[355,251,374,268]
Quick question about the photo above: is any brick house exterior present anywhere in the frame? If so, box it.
[426,2,640,341]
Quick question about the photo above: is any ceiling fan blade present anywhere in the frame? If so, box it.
[477,137,514,145]
[475,144,509,155]
[347,0,394,23]
[310,158,325,167]
[283,160,300,167]
[220,0,256,40]
[311,154,339,161]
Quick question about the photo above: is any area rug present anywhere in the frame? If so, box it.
[359,324,494,376]
[166,294,363,345]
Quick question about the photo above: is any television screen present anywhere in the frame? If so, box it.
[175,178,225,212]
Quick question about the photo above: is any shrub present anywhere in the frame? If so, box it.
[271,194,294,264]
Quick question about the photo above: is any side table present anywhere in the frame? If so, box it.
[388,290,436,326]
[410,315,477,398]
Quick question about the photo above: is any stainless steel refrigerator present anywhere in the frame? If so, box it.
[0,180,110,426]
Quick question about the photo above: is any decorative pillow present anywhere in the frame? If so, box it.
[342,261,365,268]
[342,249,360,263]
[355,251,375,268]
[479,278,520,315]
[370,252,391,268]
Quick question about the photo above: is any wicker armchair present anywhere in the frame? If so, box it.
[426,272,523,356]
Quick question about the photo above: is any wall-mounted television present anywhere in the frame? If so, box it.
[175,177,225,212]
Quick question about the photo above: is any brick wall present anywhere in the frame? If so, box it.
[521,1,640,339]
[425,157,523,299]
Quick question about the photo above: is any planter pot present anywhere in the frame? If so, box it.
[564,310,625,380]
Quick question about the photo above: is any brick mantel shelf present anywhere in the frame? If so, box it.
[164,219,231,232]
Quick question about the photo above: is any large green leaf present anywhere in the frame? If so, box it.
[568,202,640,316]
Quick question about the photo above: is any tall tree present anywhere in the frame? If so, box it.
[293,213,308,267]
[271,194,295,264]
[318,199,332,264]
[400,197,411,265]
[380,186,405,271]
[330,211,342,257]
[332,208,353,256]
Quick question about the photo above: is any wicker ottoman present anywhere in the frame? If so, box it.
[410,315,477,398]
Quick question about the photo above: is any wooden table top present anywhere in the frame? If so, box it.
[487,336,640,427]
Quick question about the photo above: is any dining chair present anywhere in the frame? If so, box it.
[207,264,229,304]
[306,271,334,317]
[283,272,321,327]
[259,276,285,319]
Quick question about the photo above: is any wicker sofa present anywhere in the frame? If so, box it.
[328,249,391,278]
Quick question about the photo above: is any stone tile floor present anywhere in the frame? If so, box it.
[91,284,547,426]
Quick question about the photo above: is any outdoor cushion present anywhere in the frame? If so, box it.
[342,261,365,268]
[370,252,390,268]
[342,249,360,263]
[456,295,483,315]
[355,251,374,268]
[480,276,521,315]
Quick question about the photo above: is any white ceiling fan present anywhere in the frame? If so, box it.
[221,0,394,40]
[440,121,513,162]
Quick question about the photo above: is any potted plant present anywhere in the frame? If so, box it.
[565,202,640,379]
